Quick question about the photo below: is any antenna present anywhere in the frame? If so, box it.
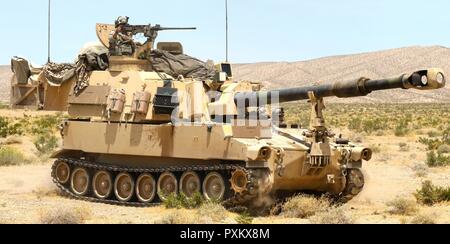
[225,0,229,62]
[47,0,51,63]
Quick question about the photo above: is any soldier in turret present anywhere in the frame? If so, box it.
[109,16,135,56]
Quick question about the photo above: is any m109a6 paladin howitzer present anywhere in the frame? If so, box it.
[50,19,447,209]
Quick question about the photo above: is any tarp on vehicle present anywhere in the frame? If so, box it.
[11,56,31,84]
[149,49,216,80]
[42,43,109,94]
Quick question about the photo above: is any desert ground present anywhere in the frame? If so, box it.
[0,104,449,224]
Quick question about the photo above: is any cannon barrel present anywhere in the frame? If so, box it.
[235,69,446,106]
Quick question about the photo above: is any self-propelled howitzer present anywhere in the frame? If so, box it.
[50,20,447,209]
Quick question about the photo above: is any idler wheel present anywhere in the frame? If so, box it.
[179,171,201,198]
[157,172,178,201]
[93,171,113,199]
[136,174,157,203]
[203,172,226,201]
[70,168,90,196]
[230,169,249,194]
[55,161,70,184]
[339,168,366,203]
[114,173,135,202]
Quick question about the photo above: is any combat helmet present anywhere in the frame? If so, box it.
[115,16,129,27]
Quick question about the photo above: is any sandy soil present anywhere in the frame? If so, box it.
[0,134,448,224]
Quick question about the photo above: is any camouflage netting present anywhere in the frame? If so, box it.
[74,44,109,94]
[43,63,76,86]
[148,49,216,80]
[41,46,213,95]
[42,44,109,94]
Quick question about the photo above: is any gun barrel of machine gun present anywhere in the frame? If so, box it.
[153,27,197,31]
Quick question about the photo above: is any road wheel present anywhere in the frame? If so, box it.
[55,161,70,184]
[136,174,157,203]
[114,173,135,202]
[93,171,113,199]
[70,167,90,196]
[203,172,225,201]
[157,172,178,201]
[180,171,201,198]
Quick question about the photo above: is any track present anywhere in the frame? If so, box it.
[51,158,268,207]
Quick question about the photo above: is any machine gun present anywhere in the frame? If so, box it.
[122,24,197,43]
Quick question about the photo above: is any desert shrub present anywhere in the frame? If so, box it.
[419,128,450,151]
[0,146,26,166]
[412,163,428,178]
[157,202,230,224]
[419,137,443,151]
[410,214,436,224]
[437,144,450,154]
[394,118,411,137]
[235,212,254,224]
[415,181,450,206]
[427,130,441,138]
[281,194,330,219]
[155,211,196,224]
[386,198,419,216]
[370,144,381,154]
[0,102,9,109]
[34,133,58,154]
[348,117,362,132]
[195,202,229,224]
[0,117,25,138]
[310,207,354,224]
[30,115,61,135]
[163,192,204,209]
[425,151,450,167]
[0,117,9,138]
[39,207,91,224]
[399,143,409,152]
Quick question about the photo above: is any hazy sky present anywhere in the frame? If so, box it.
[1,0,449,65]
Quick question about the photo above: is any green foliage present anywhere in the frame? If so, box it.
[348,117,362,132]
[235,212,254,224]
[0,117,25,138]
[0,102,9,109]
[282,103,450,138]
[415,181,450,206]
[419,127,450,150]
[163,192,205,209]
[394,118,410,137]
[30,115,61,136]
[0,114,64,139]
[0,146,26,166]
[425,151,450,167]
[0,117,9,138]
[419,137,443,151]
[34,133,58,154]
